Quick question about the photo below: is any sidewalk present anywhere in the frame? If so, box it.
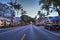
[50,30,60,37]
[44,29,60,37]
[40,26,60,37]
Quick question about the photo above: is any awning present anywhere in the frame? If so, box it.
[51,16,60,20]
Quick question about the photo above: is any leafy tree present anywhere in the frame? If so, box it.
[21,15,35,23]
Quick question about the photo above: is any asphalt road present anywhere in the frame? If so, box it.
[0,25,60,40]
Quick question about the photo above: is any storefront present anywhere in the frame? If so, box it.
[51,16,60,24]
[0,17,11,27]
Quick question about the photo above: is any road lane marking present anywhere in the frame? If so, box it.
[21,34,26,40]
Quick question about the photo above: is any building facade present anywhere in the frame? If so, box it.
[0,3,15,27]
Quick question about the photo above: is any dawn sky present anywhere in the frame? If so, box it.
[0,0,58,17]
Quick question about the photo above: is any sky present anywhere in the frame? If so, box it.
[0,0,58,18]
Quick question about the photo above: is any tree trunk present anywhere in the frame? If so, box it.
[17,10,18,17]
[11,15,13,26]
[47,9,49,15]
[56,8,60,16]
[58,12,60,16]
[59,13,60,16]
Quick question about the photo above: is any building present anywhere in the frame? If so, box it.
[0,3,15,27]
[51,16,60,25]
[14,17,22,26]
[38,16,60,25]
[0,17,11,27]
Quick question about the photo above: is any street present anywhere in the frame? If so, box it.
[0,25,60,40]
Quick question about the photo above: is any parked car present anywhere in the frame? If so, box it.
[52,24,60,31]
[35,24,40,26]
[45,24,60,31]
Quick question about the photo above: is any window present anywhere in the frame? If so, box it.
[0,7,4,11]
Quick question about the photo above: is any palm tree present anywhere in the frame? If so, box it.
[8,0,22,25]
[52,0,60,16]
[21,9,27,21]
[39,0,51,15]
[21,8,23,15]
[37,11,45,21]
[39,0,60,16]
[8,0,22,16]
[21,8,27,16]
[38,11,45,17]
